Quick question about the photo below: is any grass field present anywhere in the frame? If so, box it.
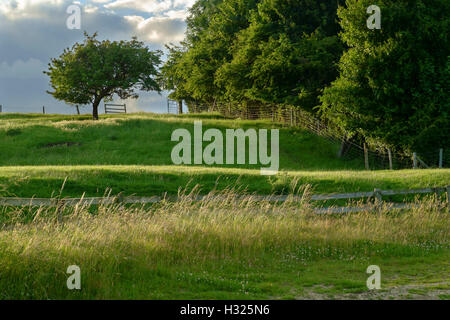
[0,113,359,170]
[0,165,448,199]
[0,113,449,300]
[0,113,448,198]
[0,193,448,299]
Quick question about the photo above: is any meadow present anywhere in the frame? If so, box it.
[0,191,448,300]
[0,113,448,198]
[0,113,448,300]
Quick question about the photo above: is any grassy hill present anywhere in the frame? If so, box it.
[0,113,448,198]
[0,113,449,300]
[0,113,357,169]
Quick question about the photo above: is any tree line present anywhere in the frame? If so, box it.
[45,0,449,157]
[160,0,449,156]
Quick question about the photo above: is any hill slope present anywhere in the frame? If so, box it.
[0,113,448,198]
[0,113,359,170]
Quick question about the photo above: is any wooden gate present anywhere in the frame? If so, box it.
[104,103,127,114]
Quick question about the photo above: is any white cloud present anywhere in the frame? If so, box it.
[125,15,186,44]
[105,0,172,13]
[164,9,188,20]
[0,0,65,18]
[84,4,99,13]
[173,0,196,8]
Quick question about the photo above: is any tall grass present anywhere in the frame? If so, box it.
[0,187,448,299]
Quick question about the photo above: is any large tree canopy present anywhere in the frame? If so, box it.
[161,0,448,157]
[162,0,343,113]
[319,0,450,155]
[164,0,259,109]
[217,0,344,110]
[45,33,162,120]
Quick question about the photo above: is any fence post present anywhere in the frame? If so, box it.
[76,105,80,115]
[364,143,370,170]
[388,148,393,170]
[374,188,383,203]
[432,187,440,199]
[0,104,2,113]
[413,153,417,169]
[439,149,443,169]
[124,104,127,114]
[290,107,293,126]
[43,106,45,114]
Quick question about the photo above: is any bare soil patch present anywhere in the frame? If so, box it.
[299,282,450,300]
[41,142,82,148]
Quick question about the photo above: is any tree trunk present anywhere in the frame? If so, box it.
[337,140,346,158]
[178,100,183,114]
[92,99,100,120]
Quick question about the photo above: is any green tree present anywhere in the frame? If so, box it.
[161,0,259,111]
[159,44,190,113]
[217,0,344,111]
[320,0,450,155]
[162,0,344,115]
[185,0,224,43]
[45,33,162,120]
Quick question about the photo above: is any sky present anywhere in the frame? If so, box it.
[0,0,195,115]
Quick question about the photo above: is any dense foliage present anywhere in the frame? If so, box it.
[160,0,449,155]
[217,0,344,111]
[161,0,344,113]
[320,0,450,154]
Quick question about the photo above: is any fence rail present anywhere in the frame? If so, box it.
[1,187,448,213]
[104,103,127,114]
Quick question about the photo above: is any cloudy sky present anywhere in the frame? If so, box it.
[0,0,195,114]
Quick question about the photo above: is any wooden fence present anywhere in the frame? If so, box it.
[1,187,448,214]
[215,104,447,170]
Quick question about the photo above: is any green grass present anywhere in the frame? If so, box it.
[0,194,448,299]
[0,112,360,170]
[0,165,448,198]
[0,113,448,198]
[0,113,448,300]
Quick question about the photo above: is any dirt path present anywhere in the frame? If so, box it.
[299,282,450,300]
